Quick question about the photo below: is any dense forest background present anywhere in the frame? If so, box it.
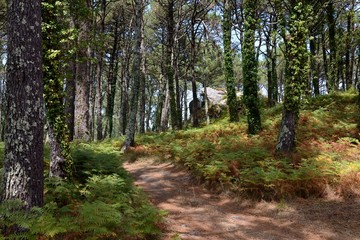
[1,0,359,147]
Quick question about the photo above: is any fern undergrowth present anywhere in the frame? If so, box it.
[0,141,164,239]
[127,92,360,200]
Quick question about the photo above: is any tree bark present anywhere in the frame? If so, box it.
[65,60,76,141]
[74,15,91,141]
[327,2,337,92]
[123,0,144,150]
[165,0,178,130]
[161,82,170,131]
[310,37,320,96]
[106,16,119,138]
[95,0,106,141]
[139,20,146,134]
[2,0,44,208]
[48,124,66,178]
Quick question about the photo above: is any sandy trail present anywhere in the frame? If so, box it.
[124,159,360,240]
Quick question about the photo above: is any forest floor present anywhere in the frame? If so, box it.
[124,157,360,240]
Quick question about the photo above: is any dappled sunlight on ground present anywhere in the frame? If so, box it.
[124,158,360,240]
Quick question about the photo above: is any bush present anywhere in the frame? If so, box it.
[0,141,164,239]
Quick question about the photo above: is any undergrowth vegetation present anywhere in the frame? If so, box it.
[126,92,360,200]
[0,141,163,239]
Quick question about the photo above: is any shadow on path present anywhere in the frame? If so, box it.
[124,159,360,240]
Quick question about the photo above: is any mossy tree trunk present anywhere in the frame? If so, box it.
[42,0,73,178]
[242,0,261,134]
[223,0,239,122]
[276,1,309,152]
[2,0,44,207]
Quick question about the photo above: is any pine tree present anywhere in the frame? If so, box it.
[165,0,179,130]
[2,0,44,207]
[123,0,144,150]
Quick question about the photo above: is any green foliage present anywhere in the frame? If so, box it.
[71,142,127,182]
[42,0,74,177]
[283,1,310,114]
[134,92,360,199]
[222,0,239,122]
[242,0,262,134]
[0,141,163,239]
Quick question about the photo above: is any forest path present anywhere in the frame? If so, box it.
[123,158,360,240]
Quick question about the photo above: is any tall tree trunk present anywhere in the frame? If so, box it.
[2,0,44,207]
[266,22,273,107]
[321,31,329,91]
[146,88,154,132]
[119,67,129,136]
[203,81,210,125]
[276,2,309,152]
[122,0,144,150]
[65,61,76,141]
[74,14,91,141]
[139,22,146,134]
[345,1,355,90]
[89,63,95,141]
[107,17,119,138]
[95,0,106,141]
[95,56,103,140]
[271,23,278,104]
[119,17,132,136]
[175,49,182,130]
[327,1,337,92]
[183,78,188,128]
[223,0,239,122]
[190,8,199,127]
[243,0,261,134]
[165,0,178,130]
[42,0,72,178]
[310,36,320,96]
[161,82,170,131]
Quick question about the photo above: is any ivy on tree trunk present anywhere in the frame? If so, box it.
[242,0,261,134]
[276,1,310,152]
[223,0,239,122]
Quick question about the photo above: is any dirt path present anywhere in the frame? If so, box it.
[124,159,360,240]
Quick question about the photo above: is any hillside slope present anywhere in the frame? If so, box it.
[128,92,360,200]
